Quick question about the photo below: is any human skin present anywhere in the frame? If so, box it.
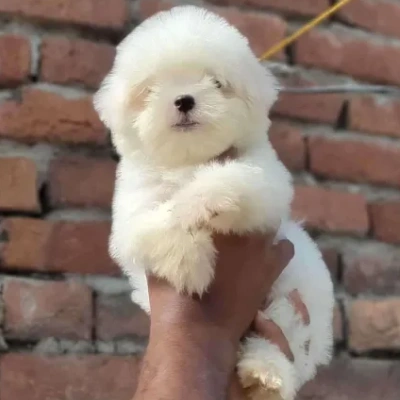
[133,233,297,400]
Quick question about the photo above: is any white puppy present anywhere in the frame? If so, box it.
[94,6,334,400]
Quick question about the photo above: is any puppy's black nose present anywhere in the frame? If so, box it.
[174,95,195,113]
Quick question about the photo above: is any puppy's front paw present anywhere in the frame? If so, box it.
[171,190,240,232]
[140,222,216,295]
[172,164,253,232]
[134,202,174,257]
[238,337,297,400]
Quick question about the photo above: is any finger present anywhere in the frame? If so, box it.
[263,231,278,246]
[261,239,294,291]
[254,312,294,362]
[288,289,310,326]
[276,239,294,267]
[260,291,310,321]
[264,238,294,268]
[260,296,272,311]
[146,274,155,286]
[146,274,164,288]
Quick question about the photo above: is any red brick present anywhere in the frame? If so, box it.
[0,218,52,270]
[0,218,118,275]
[338,0,400,39]
[343,245,400,296]
[40,37,115,89]
[0,158,40,212]
[349,96,400,139]
[370,201,400,245]
[320,247,340,284]
[209,0,329,16]
[212,7,286,59]
[299,357,400,400]
[269,121,305,171]
[0,88,107,145]
[292,186,369,235]
[47,221,118,275]
[0,0,128,30]
[3,278,92,340]
[49,156,116,209]
[96,293,150,341]
[0,35,31,86]
[0,354,139,400]
[309,136,400,188]
[272,76,344,124]
[139,0,287,59]
[348,298,400,353]
[295,29,400,86]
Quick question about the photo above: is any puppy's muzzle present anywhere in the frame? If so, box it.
[175,95,195,113]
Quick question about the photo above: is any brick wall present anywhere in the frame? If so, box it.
[0,0,400,399]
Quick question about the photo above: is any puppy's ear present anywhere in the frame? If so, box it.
[244,62,279,114]
[94,71,149,126]
[262,68,280,113]
[93,72,126,134]
[94,71,144,156]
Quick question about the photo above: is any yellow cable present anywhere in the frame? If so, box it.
[259,0,354,61]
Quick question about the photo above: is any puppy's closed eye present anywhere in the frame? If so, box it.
[214,79,222,89]
[128,85,153,112]
[214,78,235,98]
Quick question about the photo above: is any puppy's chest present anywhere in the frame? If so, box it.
[153,167,196,202]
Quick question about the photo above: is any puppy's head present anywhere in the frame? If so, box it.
[94,6,278,166]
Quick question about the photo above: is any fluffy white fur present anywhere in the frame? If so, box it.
[94,6,334,400]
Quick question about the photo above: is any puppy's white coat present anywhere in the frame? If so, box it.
[94,6,334,400]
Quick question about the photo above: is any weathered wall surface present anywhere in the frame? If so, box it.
[1,0,400,398]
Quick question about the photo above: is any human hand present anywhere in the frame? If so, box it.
[135,233,294,400]
[148,233,294,347]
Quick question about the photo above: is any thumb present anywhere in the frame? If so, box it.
[254,311,294,361]
[260,239,294,300]
[275,239,294,271]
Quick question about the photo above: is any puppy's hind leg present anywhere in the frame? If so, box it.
[238,337,297,400]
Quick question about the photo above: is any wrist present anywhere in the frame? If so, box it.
[150,318,238,372]
[137,319,237,400]
[150,289,242,351]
